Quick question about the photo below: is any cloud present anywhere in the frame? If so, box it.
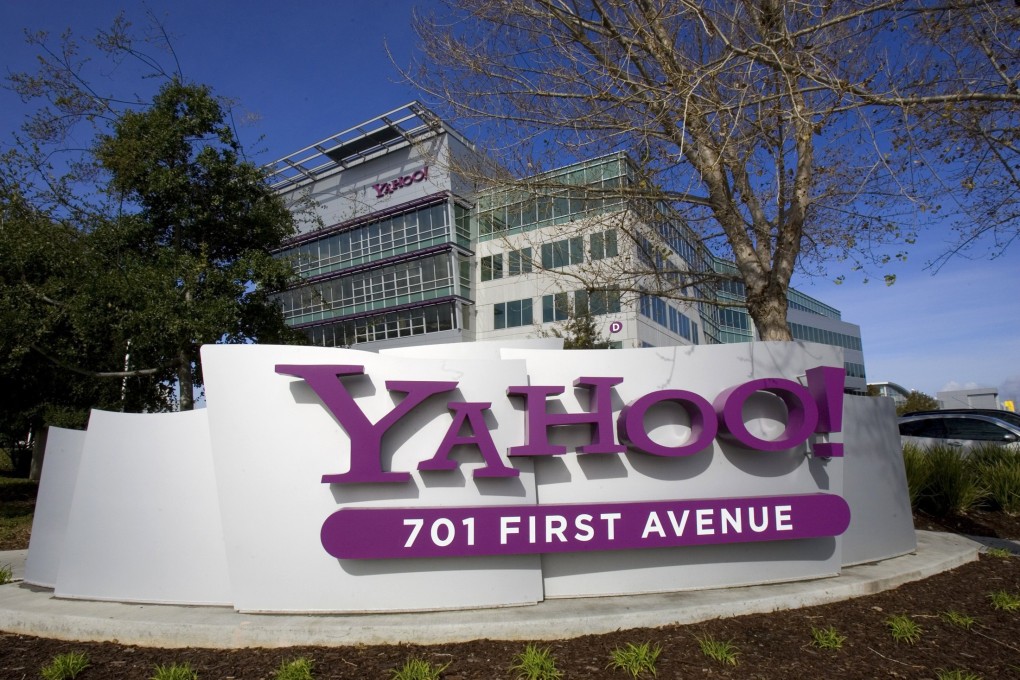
[999,375,1020,406]
[939,381,982,392]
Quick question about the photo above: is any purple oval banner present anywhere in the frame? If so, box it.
[321,493,851,559]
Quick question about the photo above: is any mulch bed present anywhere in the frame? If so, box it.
[2,555,1019,678]
[2,479,1019,679]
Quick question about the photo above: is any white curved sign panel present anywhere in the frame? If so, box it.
[29,341,914,613]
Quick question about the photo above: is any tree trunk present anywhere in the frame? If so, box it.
[178,283,194,411]
[745,282,793,342]
[29,426,48,482]
[178,350,194,411]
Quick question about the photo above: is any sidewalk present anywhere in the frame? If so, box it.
[0,531,986,649]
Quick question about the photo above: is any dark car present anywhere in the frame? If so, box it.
[898,411,1020,451]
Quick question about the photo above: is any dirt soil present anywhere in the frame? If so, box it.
[2,484,1019,679]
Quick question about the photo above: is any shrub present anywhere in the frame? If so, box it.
[274,658,314,680]
[935,670,982,680]
[968,443,1015,469]
[886,614,922,644]
[988,590,1020,612]
[977,457,1020,514]
[696,634,738,665]
[41,652,90,680]
[390,657,449,680]
[607,641,661,678]
[810,625,846,650]
[151,663,198,680]
[0,562,12,585]
[902,443,932,510]
[985,547,1014,558]
[940,610,976,629]
[509,644,563,680]
[922,445,984,516]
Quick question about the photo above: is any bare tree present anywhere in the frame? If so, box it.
[892,4,1020,269]
[472,156,731,318]
[410,0,1019,340]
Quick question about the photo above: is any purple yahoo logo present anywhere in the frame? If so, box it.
[321,493,852,559]
[274,364,846,485]
[372,166,429,199]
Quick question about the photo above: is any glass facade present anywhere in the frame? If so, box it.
[304,302,459,347]
[788,289,842,320]
[788,322,863,352]
[278,203,452,279]
[476,156,631,239]
[639,293,699,343]
[278,252,459,326]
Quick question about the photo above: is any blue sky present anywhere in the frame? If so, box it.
[3,1,1017,404]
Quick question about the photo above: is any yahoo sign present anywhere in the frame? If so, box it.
[33,342,914,615]
[276,362,851,561]
[372,166,429,199]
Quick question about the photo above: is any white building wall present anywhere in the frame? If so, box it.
[938,388,1000,409]
[472,211,705,350]
[279,135,454,233]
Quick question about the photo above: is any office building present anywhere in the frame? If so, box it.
[267,103,866,391]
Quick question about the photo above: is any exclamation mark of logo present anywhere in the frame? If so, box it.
[806,366,845,458]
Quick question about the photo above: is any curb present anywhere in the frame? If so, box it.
[0,531,980,648]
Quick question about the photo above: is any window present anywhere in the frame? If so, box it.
[845,362,867,379]
[454,204,471,246]
[541,237,584,268]
[899,419,947,438]
[508,248,532,276]
[542,292,570,322]
[720,308,750,331]
[481,254,503,281]
[588,288,621,315]
[494,298,533,329]
[570,236,584,264]
[719,278,746,297]
[574,290,588,315]
[591,229,619,260]
[945,418,1018,442]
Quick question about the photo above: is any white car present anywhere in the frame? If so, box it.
[898,412,1020,452]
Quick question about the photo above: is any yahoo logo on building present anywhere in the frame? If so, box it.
[274,364,846,485]
[372,166,429,198]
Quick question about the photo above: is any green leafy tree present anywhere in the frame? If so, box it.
[93,79,302,409]
[897,391,940,417]
[1,185,173,476]
[549,306,612,350]
[1,16,304,471]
